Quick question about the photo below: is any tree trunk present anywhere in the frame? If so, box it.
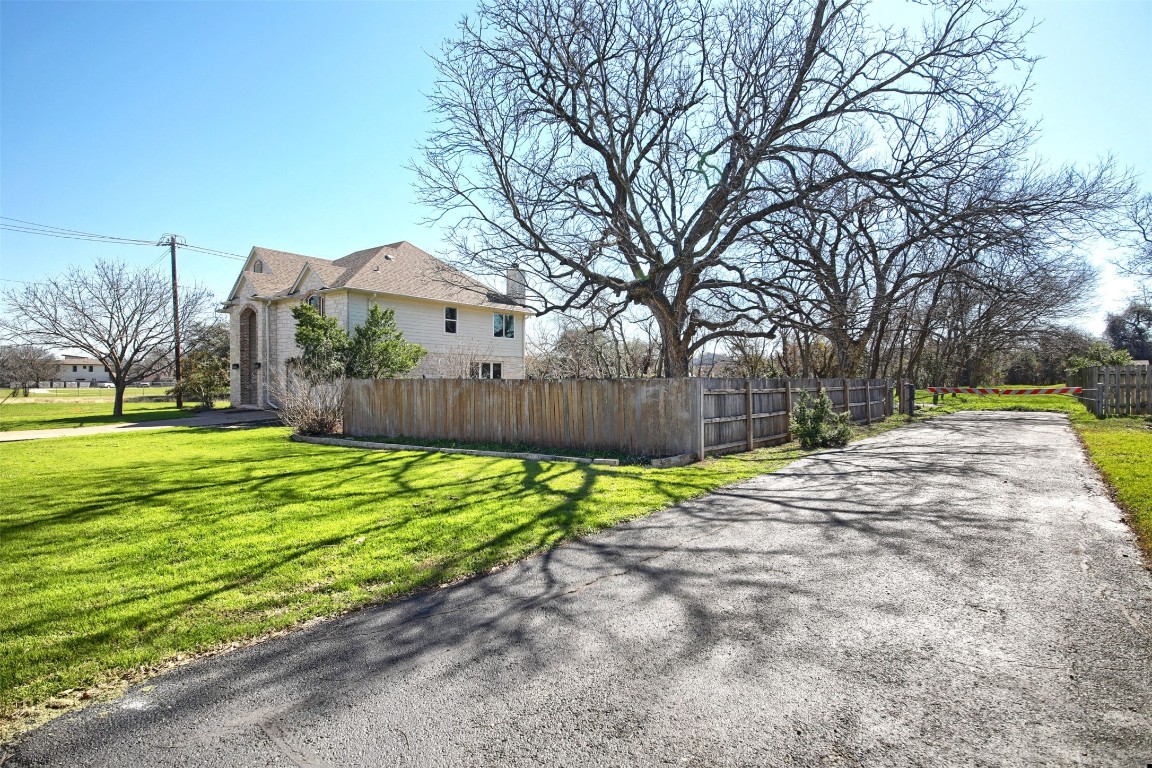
[113,384,125,417]
[661,337,692,378]
[650,308,692,378]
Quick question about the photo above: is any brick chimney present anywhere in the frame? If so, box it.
[506,264,526,303]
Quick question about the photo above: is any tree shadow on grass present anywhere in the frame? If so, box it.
[3,429,726,716]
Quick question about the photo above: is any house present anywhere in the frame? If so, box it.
[220,241,531,408]
[56,355,112,385]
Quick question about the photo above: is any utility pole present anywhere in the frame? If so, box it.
[159,234,187,408]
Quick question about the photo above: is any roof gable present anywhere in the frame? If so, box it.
[228,241,525,311]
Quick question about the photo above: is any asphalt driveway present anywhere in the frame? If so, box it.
[6,411,1151,766]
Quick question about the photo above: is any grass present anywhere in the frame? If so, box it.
[349,434,651,464]
[918,390,1152,556]
[0,401,221,432]
[0,416,903,735]
[4,387,163,400]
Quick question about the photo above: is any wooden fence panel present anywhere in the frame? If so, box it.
[1070,365,1151,416]
[345,377,895,462]
[345,378,706,458]
[698,377,892,455]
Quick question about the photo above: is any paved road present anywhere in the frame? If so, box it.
[0,409,279,442]
[7,412,1151,766]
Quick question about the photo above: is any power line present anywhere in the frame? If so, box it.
[1,216,246,261]
[0,216,155,242]
[0,224,155,246]
[179,243,246,260]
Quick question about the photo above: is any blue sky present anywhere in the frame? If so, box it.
[1,0,1149,334]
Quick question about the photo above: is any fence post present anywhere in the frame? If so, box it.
[1096,368,1105,418]
[745,379,754,452]
[696,380,706,461]
[886,379,894,417]
[865,380,872,425]
[785,380,794,442]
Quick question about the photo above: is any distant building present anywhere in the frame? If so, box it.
[56,355,111,384]
[219,241,531,408]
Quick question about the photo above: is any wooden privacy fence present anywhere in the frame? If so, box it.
[700,377,893,456]
[1068,365,1152,416]
[344,376,894,462]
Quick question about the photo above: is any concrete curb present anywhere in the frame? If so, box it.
[291,434,622,466]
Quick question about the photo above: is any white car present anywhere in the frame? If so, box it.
[94,382,115,389]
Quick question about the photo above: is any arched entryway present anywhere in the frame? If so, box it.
[239,307,257,405]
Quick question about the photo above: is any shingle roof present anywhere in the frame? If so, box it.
[230,242,522,310]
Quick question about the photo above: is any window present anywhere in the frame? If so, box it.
[493,313,515,339]
[307,294,324,315]
[72,365,77,372]
[469,362,503,379]
[253,260,263,273]
[444,307,457,334]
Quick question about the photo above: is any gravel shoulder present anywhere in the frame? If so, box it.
[6,411,1151,766]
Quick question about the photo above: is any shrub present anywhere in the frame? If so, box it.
[792,389,852,449]
[271,370,344,436]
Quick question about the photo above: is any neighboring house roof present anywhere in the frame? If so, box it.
[228,241,524,311]
[58,357,102,367]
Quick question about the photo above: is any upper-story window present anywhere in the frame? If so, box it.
[493,313,515,339]
[253,260,263,273]
[307,294,325,315]
[444,307,458,334]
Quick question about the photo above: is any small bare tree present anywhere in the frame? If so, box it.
[1121,193,1152,285]
[0,260,213,416]
[719,334,778,379]
[0,344,57,397]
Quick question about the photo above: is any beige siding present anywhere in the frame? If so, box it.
[347,292,370,330]
[365,295,527,378]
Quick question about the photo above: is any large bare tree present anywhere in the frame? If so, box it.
[415,0,1083,375]
[1,260,213,415]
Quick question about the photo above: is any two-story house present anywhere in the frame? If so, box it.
[220,241,531,408]
[56,355,112,385]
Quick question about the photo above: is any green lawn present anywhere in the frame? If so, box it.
[921,391,1152,556]
[0,401,216,432]
[2,421,910,729]
[4,387,164,400]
